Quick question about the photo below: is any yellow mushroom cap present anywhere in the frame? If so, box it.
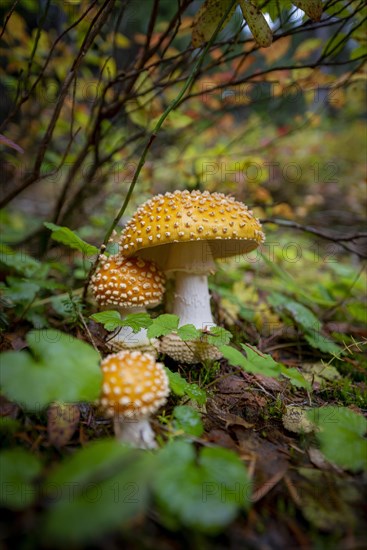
[118,190,265,262]
[100,350,169,419]
[90,255,165,308]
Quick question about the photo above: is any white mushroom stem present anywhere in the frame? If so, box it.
[113,416,157,449]
[166,241,216,330]
[173,272,214,329]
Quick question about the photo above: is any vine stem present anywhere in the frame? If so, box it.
[83,0,237,300]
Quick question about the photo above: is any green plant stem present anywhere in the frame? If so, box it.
[83,0,237,300]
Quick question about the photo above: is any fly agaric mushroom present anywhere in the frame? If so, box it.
[118,190,265,363]
[100,350,169,449]
[90,254,165,353]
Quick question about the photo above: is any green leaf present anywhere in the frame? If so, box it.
[280,365,311,390]
[177,324,201,341]
[2,277,40,304]
[0,329,101,410]
[185,383,208,405]
[0,243,42,277]
[192,0,236,48]
[51,294,81,319]
[44,222,98,256]
[153,441,250,532]
[0,448,42,510]
[220,344,281,378]
[350,44,367,61]
[304,332,342,356]
[239,0,273,47]
[207,326,232,346]
[347,302,367,323]
[220,344,309,388]
[291,0,323,22]
[44,439,153,543]
[90,310,152,333]
[90,310,123,331]
[268,292,319,331]
[164,368,207,405]
[307,407,367,472]
[241,344,282,376]
[147,314,179,339]
[173,405,204,437]
[120,312,153,333]
[286,302,318,330]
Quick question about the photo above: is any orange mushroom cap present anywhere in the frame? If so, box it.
[90,255,165,308]
[100,350,169,419]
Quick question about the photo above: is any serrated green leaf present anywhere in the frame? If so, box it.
[307,407,367,471]
[164,368,207,405]
[220,344,309,388]
[44,222,98,256]
[0,329,101,410]
[207,326,232,346]
[51,294,81,319]
[164,368,188,396]
[177,324,201,341]
[220,344,281,378]
[147,314,179,339]
[153,441,250,532]
[286,299,319,330]
[291,0,322,22]
[120,312,153,333]
[173,405,204,437]
[241,344,282,376]
[185,383,207,405]
[90,311,152,333]
[0,448,42,510]
[268,292,319,331]
[305,332,342,356]
[239,0,273,47]
[192,0,236,48]
[280,365,311,390]
[90,310,123,331]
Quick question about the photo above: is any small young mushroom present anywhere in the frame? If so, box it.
[99,350,169,449]
[90,254,165,353]
[119,190,265,363]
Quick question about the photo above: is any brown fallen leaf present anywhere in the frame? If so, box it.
[47,402,80,447]
[206,428,238,450]
[207,398,254,429]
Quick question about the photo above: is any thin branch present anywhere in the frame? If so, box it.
[0,0,20,40]
[261,218,367,258]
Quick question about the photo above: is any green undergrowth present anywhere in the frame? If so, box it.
[0,212,366,546]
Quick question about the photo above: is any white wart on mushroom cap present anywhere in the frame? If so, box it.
[100,350,169,449]
[90,255,165,352]
[118,190,265,363]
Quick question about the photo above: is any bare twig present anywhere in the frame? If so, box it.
[260,218,367,258]
[0,0,20,40]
